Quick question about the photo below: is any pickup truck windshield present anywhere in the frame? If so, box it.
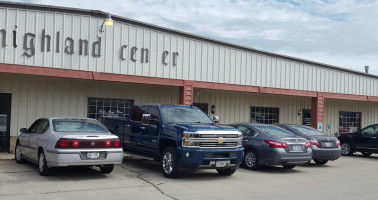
[160,107,213,124]
[52,119,109,133]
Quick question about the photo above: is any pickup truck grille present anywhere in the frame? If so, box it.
[183,132,242,148]
[199,142,239,148]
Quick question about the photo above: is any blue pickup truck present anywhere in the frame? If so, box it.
[100,104,243,178]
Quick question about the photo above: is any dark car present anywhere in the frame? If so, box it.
[337,123,378,156]
[278,124,341,165]
[229,123,312,170]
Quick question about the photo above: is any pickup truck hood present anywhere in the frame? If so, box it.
[166,123,239,133]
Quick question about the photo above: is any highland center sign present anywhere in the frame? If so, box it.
[0,26,179,66]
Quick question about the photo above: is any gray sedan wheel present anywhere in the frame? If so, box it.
[243,150,260,170]
[38,151,50,176]
[341,142,353,156]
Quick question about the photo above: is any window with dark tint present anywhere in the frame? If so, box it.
[147,107,161,121]
[27,120,42,133]
[36,120,49,134]
[236,126,257,137]
[291,125,324,136]
[339,111,361,133]
[130,106,149,122]
[88,98,133,119]
[251,107,279,124]
[256,125,295,136]
[360,125,378,135]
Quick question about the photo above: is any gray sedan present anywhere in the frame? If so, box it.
[229,123,312,170]
[278,124,341,165]
[15,117,124,176]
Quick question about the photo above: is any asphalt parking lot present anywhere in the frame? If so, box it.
[1,153,377,200]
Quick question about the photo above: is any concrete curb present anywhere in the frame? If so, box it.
[0,153,14,160]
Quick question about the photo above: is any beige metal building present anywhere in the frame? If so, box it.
[0,1,377,152]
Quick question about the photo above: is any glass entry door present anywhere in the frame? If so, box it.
[0,93,11,152]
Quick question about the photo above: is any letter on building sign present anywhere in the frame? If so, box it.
[92,37,102,57]
[12,27,17,48]
[130,47,138,62]
[41,29,51,52]
[141,48,149,63]
[120,45,127,60]
[172,52,179,66]
[0,29,6,47]
[79,39,88,56]
[56,31,60,53]
[162,51,169,65]
[22,33,36,57]
[64,37,74,54]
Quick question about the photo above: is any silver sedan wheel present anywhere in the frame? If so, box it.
[162,152,174,174]
[341,143,351,155]
[15,145,22,161]
[245,152,256,168]
[39,153,45,172]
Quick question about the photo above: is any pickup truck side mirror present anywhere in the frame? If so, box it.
[213,116,219,123]
[142,114,151,120]
[20,128,27,133]
[142,114,160,125]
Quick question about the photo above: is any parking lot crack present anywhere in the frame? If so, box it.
[118,165,178,200]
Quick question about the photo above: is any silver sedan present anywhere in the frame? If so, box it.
[14,117,124,175]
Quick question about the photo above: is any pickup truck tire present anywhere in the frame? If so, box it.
[216,168,236,176]
[161,147,179,178]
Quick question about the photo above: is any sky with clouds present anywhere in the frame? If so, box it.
[10,0,378,75]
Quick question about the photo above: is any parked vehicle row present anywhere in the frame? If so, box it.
[337,123,378,156]
[15,104,348,178]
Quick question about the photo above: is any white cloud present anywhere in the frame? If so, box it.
[7,0,378,75]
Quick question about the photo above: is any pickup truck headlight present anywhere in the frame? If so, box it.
[182,132,200,147]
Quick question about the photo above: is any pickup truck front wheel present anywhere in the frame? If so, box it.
[217,168,236,176]
[161,147,179,178]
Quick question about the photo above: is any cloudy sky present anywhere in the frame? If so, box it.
[11,0,378,75]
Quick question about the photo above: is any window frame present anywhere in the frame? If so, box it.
[250,106,280,124]
[339,111,362,133]
[88,97,134,120]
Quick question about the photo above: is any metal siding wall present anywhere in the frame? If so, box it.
[0,7,377,97]
[324,99,378,136]
[0,73,179,137]
[193,89,312,125]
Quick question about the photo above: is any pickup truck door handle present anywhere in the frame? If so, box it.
[372,137,377,139]
[243,140,249,142]
[140,127,145,130]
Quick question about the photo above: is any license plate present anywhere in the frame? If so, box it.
[292,145,302,152]
[87,152,100,159]
[324,142,332,147]
[215,161,228,167]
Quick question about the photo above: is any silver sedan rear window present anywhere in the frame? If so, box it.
[52,119,109,133]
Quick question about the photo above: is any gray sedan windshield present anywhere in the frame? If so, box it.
[160,107,213,123]
[52,119,109,133]
[291,125,324,136]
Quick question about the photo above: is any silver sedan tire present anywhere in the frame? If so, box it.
[15,143,26,164]
[38,150,50,176]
